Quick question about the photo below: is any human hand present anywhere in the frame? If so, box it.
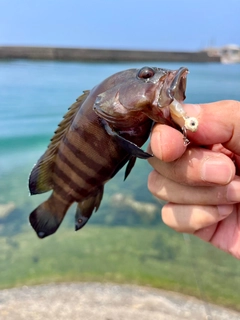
[147,100,240,259]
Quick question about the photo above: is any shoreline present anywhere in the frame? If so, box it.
[0,46,220,62]
[1,282,239,320]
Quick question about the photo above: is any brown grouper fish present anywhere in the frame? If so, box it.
[29,66,198,238]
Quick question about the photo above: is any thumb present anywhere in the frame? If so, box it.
[183,100,240,155]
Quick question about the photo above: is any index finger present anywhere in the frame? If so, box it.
[182,100,240,155]
[149,100,240,164]
[149,124,187,162]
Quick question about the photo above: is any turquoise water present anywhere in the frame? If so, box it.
[1,60,240,216]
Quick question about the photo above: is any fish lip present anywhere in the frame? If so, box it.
[156,67,188,109]
[167,67,188,101]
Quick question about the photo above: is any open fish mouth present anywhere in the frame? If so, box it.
[167,67,188,101]
[157,67,188,108]
[154,66,199,145]
[161,67,198,139]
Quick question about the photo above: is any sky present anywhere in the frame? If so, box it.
[0,0,239,51]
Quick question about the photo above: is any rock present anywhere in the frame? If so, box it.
[0,203,15,219]
[111,193,157,217]
[0,283,239,320]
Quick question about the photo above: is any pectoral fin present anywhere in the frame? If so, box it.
[75,186,104,231]
[101,119,152,159]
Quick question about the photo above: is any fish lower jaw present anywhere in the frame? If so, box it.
[169,98,199,133]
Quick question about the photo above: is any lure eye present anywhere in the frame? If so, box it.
[137,67,155,80]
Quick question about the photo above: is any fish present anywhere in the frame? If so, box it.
[28,66,198,239]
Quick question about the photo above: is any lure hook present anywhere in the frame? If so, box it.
[182,126,190,146]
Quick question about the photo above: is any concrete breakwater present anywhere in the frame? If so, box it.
[0,46,220,62]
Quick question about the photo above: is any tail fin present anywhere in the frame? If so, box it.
[29,194,69,239]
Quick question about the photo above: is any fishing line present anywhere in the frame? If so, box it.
[183,233,213,320]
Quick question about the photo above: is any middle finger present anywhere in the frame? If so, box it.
[148,147,235,187]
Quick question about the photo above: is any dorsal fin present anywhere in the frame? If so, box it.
[49,91,90,149]
[29,90,90,195]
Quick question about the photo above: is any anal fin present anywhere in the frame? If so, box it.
[75,186,104,231]
[124,156,137,180]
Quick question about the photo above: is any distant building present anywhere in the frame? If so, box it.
[203,44,240,64]
[220,44,240,64]
[203,47,220,58]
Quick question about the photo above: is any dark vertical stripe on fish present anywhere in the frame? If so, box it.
[53,183,75,203]
[57,150,102,186]
[62,137,114,177]
[53,164,91,198]
[69,121,115,165]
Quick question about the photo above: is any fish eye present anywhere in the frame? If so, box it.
[137,67,155,80]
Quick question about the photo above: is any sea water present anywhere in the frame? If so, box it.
[0,60,240,213]
[1,60,240,313]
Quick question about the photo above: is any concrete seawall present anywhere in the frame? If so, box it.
[0,46,220,62]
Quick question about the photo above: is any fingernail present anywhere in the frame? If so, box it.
[217,204,233,217]
[182,103,201,117]
[227,181,240,202]
[201,159,232,184]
